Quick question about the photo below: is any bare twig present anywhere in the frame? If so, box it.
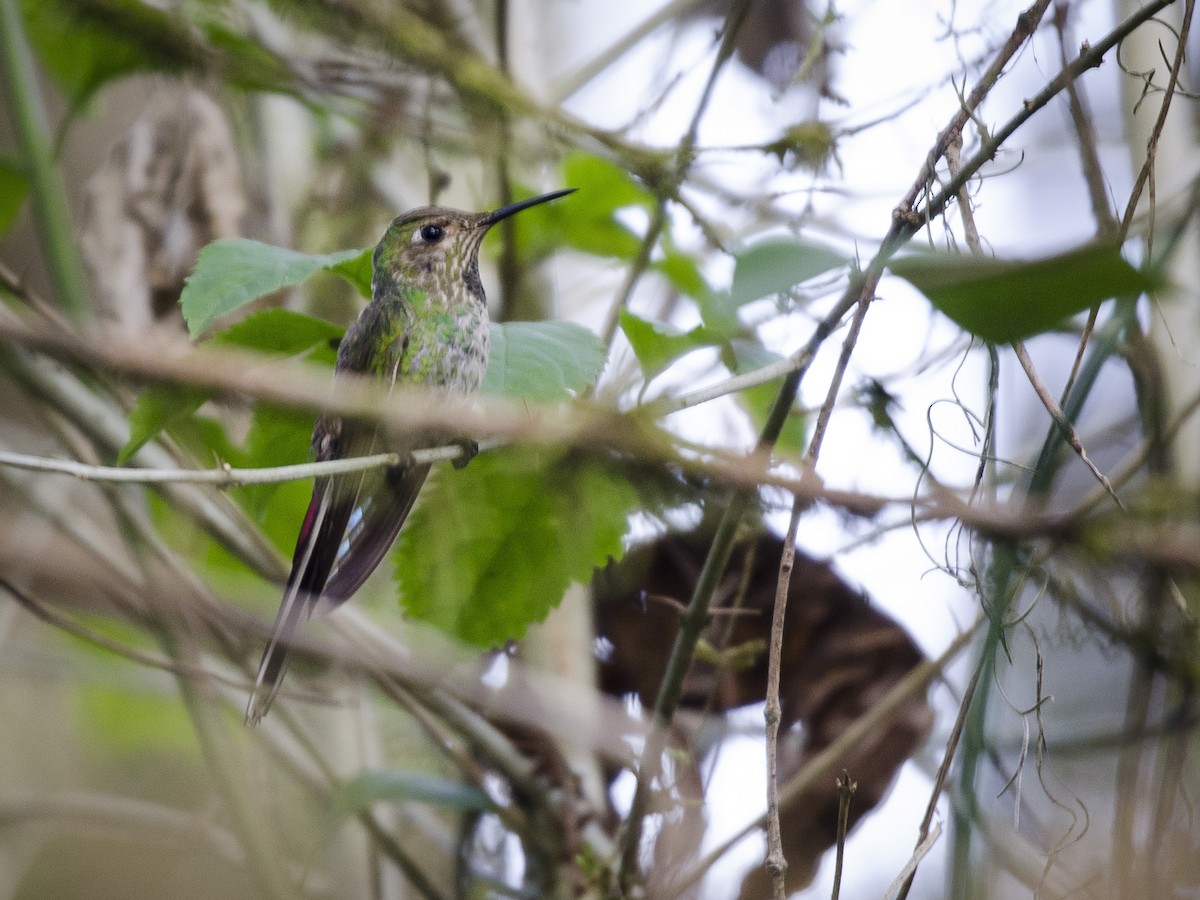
[884,822,944,900]
[763,497,802,900]
[894,655,987,900]
[1010,340,1123,506]
[831,772,856,900]
[0,444,474,486]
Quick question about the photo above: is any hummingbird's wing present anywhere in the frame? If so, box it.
[246,311,437,723]
[317,458,431,613]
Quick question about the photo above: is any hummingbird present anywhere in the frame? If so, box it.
[246,188,575,724]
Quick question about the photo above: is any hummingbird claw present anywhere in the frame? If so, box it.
[451,438,479,469]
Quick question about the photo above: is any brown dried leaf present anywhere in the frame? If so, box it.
[592,520,933,894]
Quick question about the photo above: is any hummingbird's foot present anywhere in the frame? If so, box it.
[451,438,479,469]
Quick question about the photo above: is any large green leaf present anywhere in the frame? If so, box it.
[393,450,636,646]
[730,238,848,306]
[619,310,721,384]
[181,239,366,338]
[889,240,1156,343]
[484,320,606,401]
[328,247,375,300]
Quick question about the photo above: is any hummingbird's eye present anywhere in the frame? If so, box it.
[417,224,444,244]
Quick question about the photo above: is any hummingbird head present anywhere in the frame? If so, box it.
[371,188,575,304]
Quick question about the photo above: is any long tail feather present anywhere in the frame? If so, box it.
[245,474,354,724]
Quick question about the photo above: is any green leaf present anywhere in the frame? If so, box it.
[212,308,344,356]
[562,153,654,214]
[393,450,636,647]
[484,321,606,402]
[889,240,1157,343]
[0,158,28,237]
[731,238,848,306]
[331,770,492,820]
[724,340,807,457]
[118,385,208,464]
[515,153,656,261]
[329,247,374,299]
[181,239,365,338]
[619,310,720,384]
[654,248,710,301]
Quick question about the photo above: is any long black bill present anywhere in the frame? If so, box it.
[485,187,576,225]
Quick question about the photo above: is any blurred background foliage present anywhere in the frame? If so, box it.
[0,0,1198,898]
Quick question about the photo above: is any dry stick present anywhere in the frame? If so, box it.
[1118,0,1194,237]
[2,407,522,896]
[910,0,1174,231]
[0,338,288,581]
[761,289,873,894]
[1052,0,1120,403]
[830,772,856,900]
[895,0,1054,220]
[634,4,1158,888]
[1010,340,1123,506]
[868,145,996,900]
[884,822,944,900]
[764,498,802,900]
[893,657,988,900]
[0,579,247,689]
[0,445,469,485]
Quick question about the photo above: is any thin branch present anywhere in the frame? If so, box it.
[1119,0,1196,237]
[0,579,246,690]
[0,792,247,864]
[763,497,802,899]
[596,201,668,349]
[1053,0,1120,402]
[894,654,987,900]
[896,0,1054,223]
[883,822,944,900]
[831,772,856,900]
[1010,339,1123,506]
[550,0,711,102]
[0,443,476,486]
[914,0,1175,229]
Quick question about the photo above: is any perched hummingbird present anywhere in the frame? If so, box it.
[246,188,575,724]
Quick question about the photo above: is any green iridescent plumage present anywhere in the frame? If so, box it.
[247,188,574,724]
